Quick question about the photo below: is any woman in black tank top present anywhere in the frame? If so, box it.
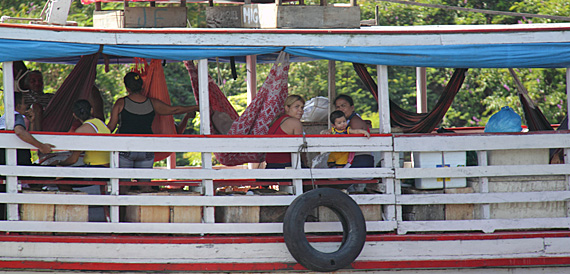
[107,72,200,193]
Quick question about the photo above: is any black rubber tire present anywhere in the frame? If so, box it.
[283,188,366,272]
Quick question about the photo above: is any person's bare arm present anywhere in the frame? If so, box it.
[14,125,54,154]
[349,115,368,131]
[177,112,196,134]
[350,128,370,138]
[319,128,332,135]
[107,98,124,132]
[151,99,200,116]
[57,123,96,166]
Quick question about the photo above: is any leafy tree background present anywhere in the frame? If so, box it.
[1,0,569,166]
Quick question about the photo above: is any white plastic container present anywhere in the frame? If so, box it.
[412,151,467,189]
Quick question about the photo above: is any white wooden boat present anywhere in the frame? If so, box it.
[2,22,570,272]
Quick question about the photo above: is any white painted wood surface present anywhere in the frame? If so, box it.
[3,23,570,47]
[0,131,569,235]
[2,234,570,267]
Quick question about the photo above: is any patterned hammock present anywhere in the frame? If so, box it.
[185,52,290,166]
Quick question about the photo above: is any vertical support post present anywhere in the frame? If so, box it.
[416,67,427,113]
[246,55,257,105]
[180,0,186,7]
[291,153,303,196]
[477,151,490,219]
[246,55,259,169]
[377,65,398,229]
[3,61,18,220]
[275,0,282,6]
[328,60,336,129]
[109,151,120,222]
[198,59,215,223]
[320,0,327,6]
[350,0,357,7]
[377,65,390,134]
[564,67,570,216]
[375,5,379,25]
[95,2,102,11]
[566,68,570,216]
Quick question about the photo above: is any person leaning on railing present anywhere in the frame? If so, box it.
[0,92,54,166]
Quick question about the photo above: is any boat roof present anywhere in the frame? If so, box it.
[2,23,570,68]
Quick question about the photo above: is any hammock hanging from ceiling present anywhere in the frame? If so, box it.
[353,63,468,133]
[185,52,290,166]
[508,68,553,131]
[42,52,99,132]
[132,58,178,162]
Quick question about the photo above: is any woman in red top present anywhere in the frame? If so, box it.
[265,95,305,169]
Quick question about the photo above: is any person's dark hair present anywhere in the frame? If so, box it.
[330,110,346,124]
[23,70,42,87]
[14,92,23,107]
[333,94,354,106]
[72,99,92,122]
[124,72,143,93]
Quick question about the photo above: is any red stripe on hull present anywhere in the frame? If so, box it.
[2,257,570,272]
[1,230,570,244]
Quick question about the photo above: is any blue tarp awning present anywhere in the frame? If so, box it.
[3,38,570,68]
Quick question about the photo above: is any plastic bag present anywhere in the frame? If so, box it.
[484,106,522,133]
[302,96,329,122]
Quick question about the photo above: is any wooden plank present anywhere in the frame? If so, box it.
[394,133,570,152]
[276,6,360,29]
[0,165,393,181]
[215,206,260,223]
[54,192,89,222]
[445,187,474,220]
[125,192,171,223]
[2,191,394,207]
[396,164,570,179]
[4,23,570,47]
[124,7,187,28]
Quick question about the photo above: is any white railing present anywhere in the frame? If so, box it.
[0,131,569,235]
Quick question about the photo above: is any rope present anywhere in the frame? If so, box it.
[298,131,316,190]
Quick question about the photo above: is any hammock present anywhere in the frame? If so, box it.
[353,63,467,133]
[508,68,553,131]
[41,53,99,132]
[185,52,290,166]
[133,58,178,162]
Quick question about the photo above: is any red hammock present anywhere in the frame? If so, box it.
[133,58,178,162]
[184,61,240,134]
[353,63,467,133]
[41,53,99,132]
[185,52,290,166]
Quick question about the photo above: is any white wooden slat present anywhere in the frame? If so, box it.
[396,191,570,205]
[2,233,569,265]
[398,218,570,234]
[0,241,293,263]
[0,133,390,153]
[5,24,570,47]
[0,165,393,180]
[0,192,394,206]
[394,133,570,152]
[396,164,570,179]
[0,220,392,234]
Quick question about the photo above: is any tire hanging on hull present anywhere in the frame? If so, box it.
[283,188,366,272]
